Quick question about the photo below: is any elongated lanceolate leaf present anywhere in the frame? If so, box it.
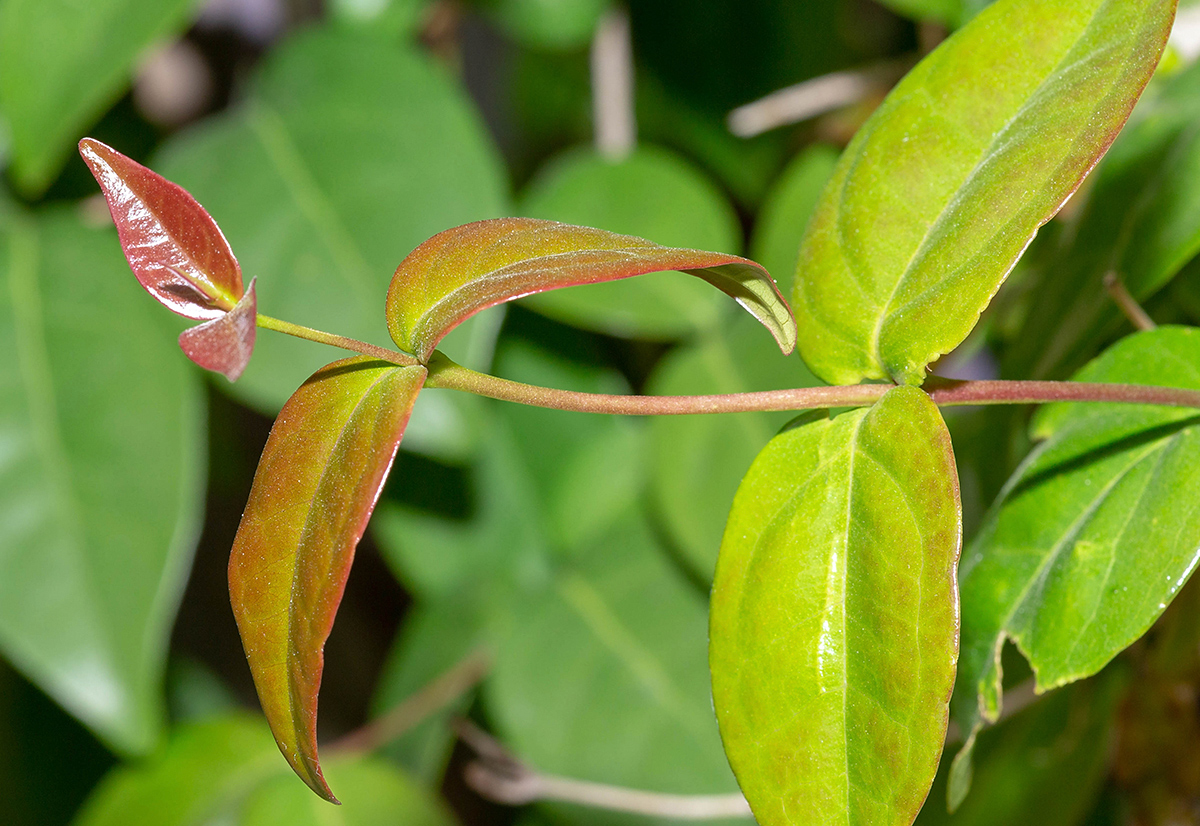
[792,0,1175,386]
[952,327,1200,803]
[79,138,244,320]
[385,217,796,361]
[711,386,961,826]
[228,357,427,802]
[178,279,258,382]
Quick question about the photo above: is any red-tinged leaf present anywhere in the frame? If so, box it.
[179,279,258,381]
[228,357,427,802]
[385,217,797,361]
[78,137,243,320]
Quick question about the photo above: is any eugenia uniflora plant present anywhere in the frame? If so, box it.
[77,0,1200,822]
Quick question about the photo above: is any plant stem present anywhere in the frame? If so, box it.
[454,719,753,819]
[330,649,490,755]
[1103,271,1157,331]
[256,313,420,367]
[425,351,1200,415]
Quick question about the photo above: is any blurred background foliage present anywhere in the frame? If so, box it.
[6,0,1200,824]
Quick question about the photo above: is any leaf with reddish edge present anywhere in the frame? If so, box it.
[78,137,244,320]
[179,279,258,381]
[228,357,427,802]
[385,217,797,362]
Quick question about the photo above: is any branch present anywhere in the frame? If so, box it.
[425,352,1200,415]
[454,719,753,819]
[331,649,491,754]
[591,8,636,160]
[1103,271,1156,332]
[727,60,911,138]
[944,678,1041,744]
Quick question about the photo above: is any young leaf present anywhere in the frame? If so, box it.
[0,209,205,754]
[792,0,1175,386]
[385,217,797,362]
[228,357,427,802]
[953,326,1200,788]
[517,146,744,340]
[710,386,961,826]
[178,280,258,382]
[78,138,245,320]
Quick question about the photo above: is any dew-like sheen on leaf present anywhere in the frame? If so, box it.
[953,327,1200,799]
[79,138,245,320]
[229,357,426,801]
[792,0,1175,386]
[178,279,258,382]
[385,218,796,361]
[711,386,961,826]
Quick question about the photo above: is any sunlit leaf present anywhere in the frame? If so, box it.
[953,327,1200,792]
[517,146,743,339]
[154,28,507,413]
[793,0,1175,386]
[79,138,244,320]
[0,209,205,754]
[711,386,961,826]
[1008,57,1200,380]
[0,0,197,194]
[228,357,426,801]
[386,217,796,361]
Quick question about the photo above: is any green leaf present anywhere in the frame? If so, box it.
[487,516,740,808]
[749,145,840,297]
[711,386,961,826]
[0,208,205,754]
[792,0,1175,386]
[1008,58,1200,380]
[471,0,609,49]
[386,217,795,362]
[875,0,996,28]
[647,312,821,580]
[0,0,198,194]
[517,146,744,339]
[154,27,508,413]
[917,671,1124,825]
[74,715,456,826]
[228,357,426,802]
[955,327,1200,762]
[329,0,433,38]
[240,754,455,826]
[73,715,281,826]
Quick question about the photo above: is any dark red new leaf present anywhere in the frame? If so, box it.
[79,137,244,319]
[178,279,258,381]
[227,357,426,802]
[385,218,797,361]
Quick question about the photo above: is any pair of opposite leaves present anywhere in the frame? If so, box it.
[77,0,1174,814]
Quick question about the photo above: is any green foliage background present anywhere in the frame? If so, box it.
[4,0,1200,824]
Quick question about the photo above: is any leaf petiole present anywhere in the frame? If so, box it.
[255,312,420,366]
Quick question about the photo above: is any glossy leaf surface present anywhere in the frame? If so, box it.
[75,714,455,826]
[79,138,244,320]
[0,209,205,753]
[228,357,426,801]
[154,28,507,412]
[1008,58,1200,380]
[386,217,796,361]
[0,0,197,194]
[177,279,258,381]
[711,386,961,826]
[517,146,743,339]
[955,327,1200,764]
[648,312,820,580]
[792,0,1175,386]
